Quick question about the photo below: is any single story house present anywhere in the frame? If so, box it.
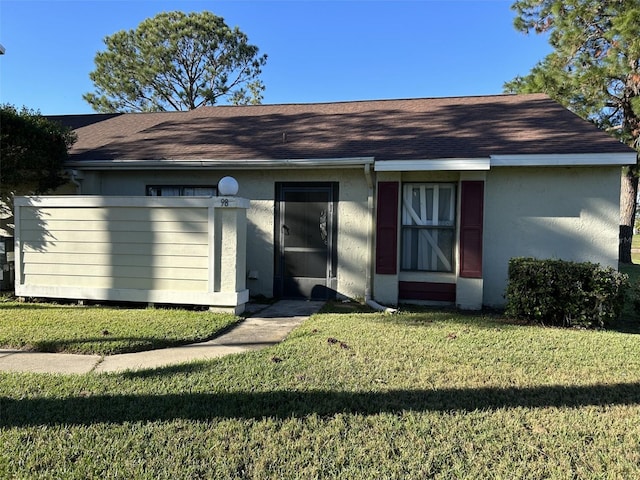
[42,93,635,309]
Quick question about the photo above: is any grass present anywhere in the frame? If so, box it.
[2,309,640,478]
[0,300,238,355]
[631,234,640,263]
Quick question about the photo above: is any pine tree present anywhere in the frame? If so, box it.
[505,0,640,262]
[84,11,267,112]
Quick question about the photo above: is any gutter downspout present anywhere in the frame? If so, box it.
[69,169,82,194]
[363,163,397,314]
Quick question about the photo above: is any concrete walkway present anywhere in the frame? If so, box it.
[0,300,325,375]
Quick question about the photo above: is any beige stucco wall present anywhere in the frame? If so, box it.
[372,167,621,309]
[70,164,623,307]
[483,166,621,307]
[81,168,370,300]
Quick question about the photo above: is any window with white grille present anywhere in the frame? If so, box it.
[401,183,455,272]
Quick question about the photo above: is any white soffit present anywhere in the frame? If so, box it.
[374,158,491,172]
[490,152,637,167]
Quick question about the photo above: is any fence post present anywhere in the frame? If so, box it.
[215,204,247,294]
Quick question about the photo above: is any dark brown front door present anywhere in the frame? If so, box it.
[274,183,337,299]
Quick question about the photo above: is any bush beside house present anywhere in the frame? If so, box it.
[505,258,628,328]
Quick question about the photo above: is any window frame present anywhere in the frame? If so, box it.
[400,182,456,273]
[146,185,217,197]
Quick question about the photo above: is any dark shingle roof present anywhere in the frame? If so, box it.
[62,94,633,163]
[48,113,122,130]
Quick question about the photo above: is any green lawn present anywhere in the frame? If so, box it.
[0,300,238,355]
[632,234,640,264]
[2,309,640,479]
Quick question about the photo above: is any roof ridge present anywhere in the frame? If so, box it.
[194,92,550,110]
[50,93,552,119]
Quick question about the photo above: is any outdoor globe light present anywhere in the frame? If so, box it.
[218,176,239,196]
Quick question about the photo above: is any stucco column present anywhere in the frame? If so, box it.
[457,172,486,310]
[216,206,247,293]
[213,198,249,292]
[373,172,401,305]
[210,197,250,314]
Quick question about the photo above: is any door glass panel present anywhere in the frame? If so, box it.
[283,191,329,251]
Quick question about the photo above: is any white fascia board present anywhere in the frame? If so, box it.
[374,158,491,172]
[490,152,637,167]
[65,157,375,170]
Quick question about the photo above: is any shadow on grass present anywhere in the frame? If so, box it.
[2,383,639,426]
[0,303,81,310]
[1,319,243,355]
[3,332,239,355]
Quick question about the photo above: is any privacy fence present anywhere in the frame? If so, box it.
[14,196,249,313]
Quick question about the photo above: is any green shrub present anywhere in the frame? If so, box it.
[628,280,640,313]
[505,258,628,328]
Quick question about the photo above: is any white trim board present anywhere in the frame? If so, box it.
[375,158,490,171]
[66,157,375,170]
[490,152,636,167]
[66,152,635,172]
[14,284,250,307]
[374,152,635,171]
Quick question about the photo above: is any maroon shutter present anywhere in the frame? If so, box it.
[460,181,484,278]
[376,181,399,274]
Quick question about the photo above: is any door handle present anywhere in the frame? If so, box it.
[282,224,290,235]
[319,210,327,245]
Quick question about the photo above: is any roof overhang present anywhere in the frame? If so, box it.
[65,157,375,170]
[66,152,636,172]
[374,152,636,172]
[374,158,490,172]
[490,152,637,167]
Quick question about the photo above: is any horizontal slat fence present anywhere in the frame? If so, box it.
[15,196,249,312]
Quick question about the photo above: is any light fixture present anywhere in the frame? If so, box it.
[218,176,239,196]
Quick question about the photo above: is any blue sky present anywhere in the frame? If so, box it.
[0,0,551,115]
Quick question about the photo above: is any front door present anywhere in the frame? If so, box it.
[274,183,338,299]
